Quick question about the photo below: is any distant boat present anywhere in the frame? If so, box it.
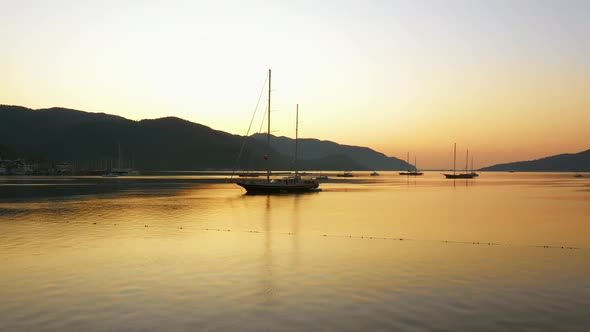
[574,173,583,178]
[101,172,119,178]
[443,144,476,179]
[509,170,515,173]
[337,171,353,177]
[110,143,140,176]
[370,171,379,176]
[316,171,328,180]
[399,153,423,176]
[110,168,140,176]
[236,70,319,193]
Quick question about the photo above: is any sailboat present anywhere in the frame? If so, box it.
[399,152,423,176]
[236,70,319,193]
[443,143,476,179]
[316,171,328,180]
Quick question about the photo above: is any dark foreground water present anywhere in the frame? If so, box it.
[1,172,589,331]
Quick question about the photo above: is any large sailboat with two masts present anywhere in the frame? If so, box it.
[399,152,423,176]
[443,143,477,179]
[236,70,319,193]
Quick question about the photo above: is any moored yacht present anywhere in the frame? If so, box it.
[236,70,319,194]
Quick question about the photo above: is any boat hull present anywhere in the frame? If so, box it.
[399,172,423,176]
[236,180,319,193]
[443,173,476,179]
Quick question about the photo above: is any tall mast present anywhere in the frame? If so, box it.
[465,149,469,173]
[453,143,457,175]
[414,155,417,172]
[407,152,410,171]
[471,155,474,172]
[267,69,271,182]
[295,104,299,177]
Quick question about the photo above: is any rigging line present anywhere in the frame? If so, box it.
[258,103,268,134]
[230,73,269,179]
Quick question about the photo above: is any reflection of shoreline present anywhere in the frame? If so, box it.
[0,177,230,202]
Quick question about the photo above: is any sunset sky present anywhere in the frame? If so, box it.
[2,0,589,168]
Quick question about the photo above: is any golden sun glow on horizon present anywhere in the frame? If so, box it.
[1,0,589,168]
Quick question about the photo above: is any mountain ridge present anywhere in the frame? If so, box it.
[480,150,590,172]
[0,104,410,171]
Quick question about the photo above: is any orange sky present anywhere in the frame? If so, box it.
[1,1,589,168]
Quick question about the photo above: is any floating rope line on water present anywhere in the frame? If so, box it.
[194,227,580,250]
[86,222,581,250]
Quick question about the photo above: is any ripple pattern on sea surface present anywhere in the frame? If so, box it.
[1,174,589,331]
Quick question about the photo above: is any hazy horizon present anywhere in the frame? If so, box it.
[2,0,589,168]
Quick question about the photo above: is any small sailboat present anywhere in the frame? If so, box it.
[443,143,476,179]
[101,172,119,178]
[337,171,353,177]
[236,70,319,193]
[399,153,423,176]
[316,171,328,180]
[370,171,379,176]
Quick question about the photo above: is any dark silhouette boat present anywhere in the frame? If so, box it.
[443,143,477,179]
[236,70,319,193]
[399,153,423,176]
[337,171,353,177]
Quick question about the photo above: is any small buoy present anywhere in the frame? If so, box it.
[93,222,97,225]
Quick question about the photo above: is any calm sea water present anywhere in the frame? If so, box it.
[1,172,589,331]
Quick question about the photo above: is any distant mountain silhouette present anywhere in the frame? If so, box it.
[0,143,18,159]
[480,150,590,172]
[0,105,410,171]
[251,133,409,170]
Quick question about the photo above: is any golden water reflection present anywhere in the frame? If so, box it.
[0,173,589,331]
